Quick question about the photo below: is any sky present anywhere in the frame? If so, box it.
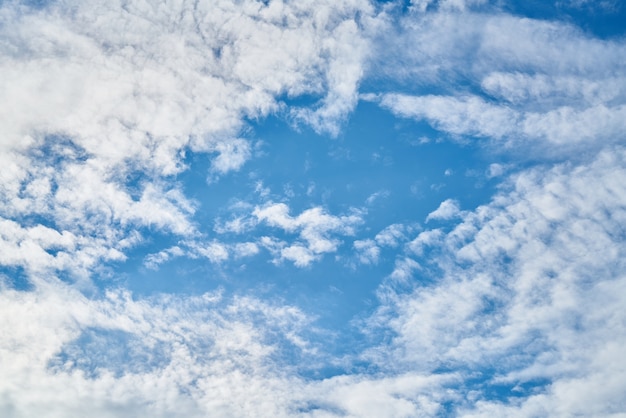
[1,0,625,416]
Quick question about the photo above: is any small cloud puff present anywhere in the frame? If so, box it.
[426,199,462,222]
[254,202,363,267]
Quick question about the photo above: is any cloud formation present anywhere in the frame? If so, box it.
[0,0,374,279]
[255,202,363,266]
[369,147,626,416]
[1,0,625,416]
[374,10,626,154]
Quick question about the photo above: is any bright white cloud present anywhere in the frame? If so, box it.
[426,199,462,222]
[375,223,409,247]
[368,147,626,415]
[0,0,375,279]
[2,1,626,416]
[0,277,466,418]
[381,93,626,148]
[254,202,363,266]
[374,11,626,153]
[353,224,416,266]
[0,280,315,417]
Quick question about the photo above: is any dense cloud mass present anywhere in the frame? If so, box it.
[1,0,625,416]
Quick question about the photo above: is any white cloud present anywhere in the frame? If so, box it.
[2,2,626,416]
[193,241,230,264]
[233,242,260,259]
[389,257,422,282]
[374,11,626,154]
[380,94,518,140]
[205,138,252,179]
[291,12,374,136]
[406,229,444,256]
[486,163,509,178]
[253,202,363,266]
[354,239,380,265]
[353,223,417,266]
[368,147,626,415]
[0,280,322,417]
[410,0,488,12]
[0,0,376,280]
[0,274,468,418]
[480,72,626,107]
[144,239,262,269]
[143,246,185,271]
[376,223,410,247]
[381,93,626,149]
[426,199,462,222]
[281,244,317,268]
[365,189,390,205]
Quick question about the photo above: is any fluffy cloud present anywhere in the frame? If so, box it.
[374,10,626,153]
[2,1,626,416]
[0,0,375,279]
[353,223,415,266]
[425,199,462,222]
[0,281,315,417]
[368,147,626,415]
[255,202,363,266]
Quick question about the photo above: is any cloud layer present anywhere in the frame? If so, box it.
[1,0,625,416]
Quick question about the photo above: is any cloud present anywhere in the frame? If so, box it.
[380,93,626,149]
[144,239,263,269]
[426,199,462,222]
[375,223,409,247]
[379,94,518,140]
[367,147,626,415]
[0,274,464,418]
[254,202,363,266]
[354,238,380,265]
[365,189,390,205]
[0,0,376,281]
[0,280,322,417]
[353,223,417,267]
[373,10,626,154]
[2,1,626,416]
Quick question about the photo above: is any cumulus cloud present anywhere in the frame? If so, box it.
[0,0,374,280]
[0,280,318,417]
[375,223,409,247]
[254,202,363,266]
[0,272,458,418]
[425,199,462,222]
[380,93,626,148]
[2,1,626,416]
[367,147,626,415]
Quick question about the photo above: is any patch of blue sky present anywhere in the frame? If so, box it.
[106,96,506,378]
[0,265,32,291]
[48,327,171,378]
[120,101,497,295]
[504,0,626,39]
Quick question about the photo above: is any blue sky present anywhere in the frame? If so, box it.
[1,0,626,416]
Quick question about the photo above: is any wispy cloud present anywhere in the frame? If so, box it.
[1,0,626,416]
[368,147,626,415]
[254,202,364,267]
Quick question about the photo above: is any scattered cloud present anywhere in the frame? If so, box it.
[0,0,376,279]
[1,1,625,416]
[354,238,380,265]
[365,189,390,205]
[368,147,626,415]
[254,202,363,266]
[426,199,462,222]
